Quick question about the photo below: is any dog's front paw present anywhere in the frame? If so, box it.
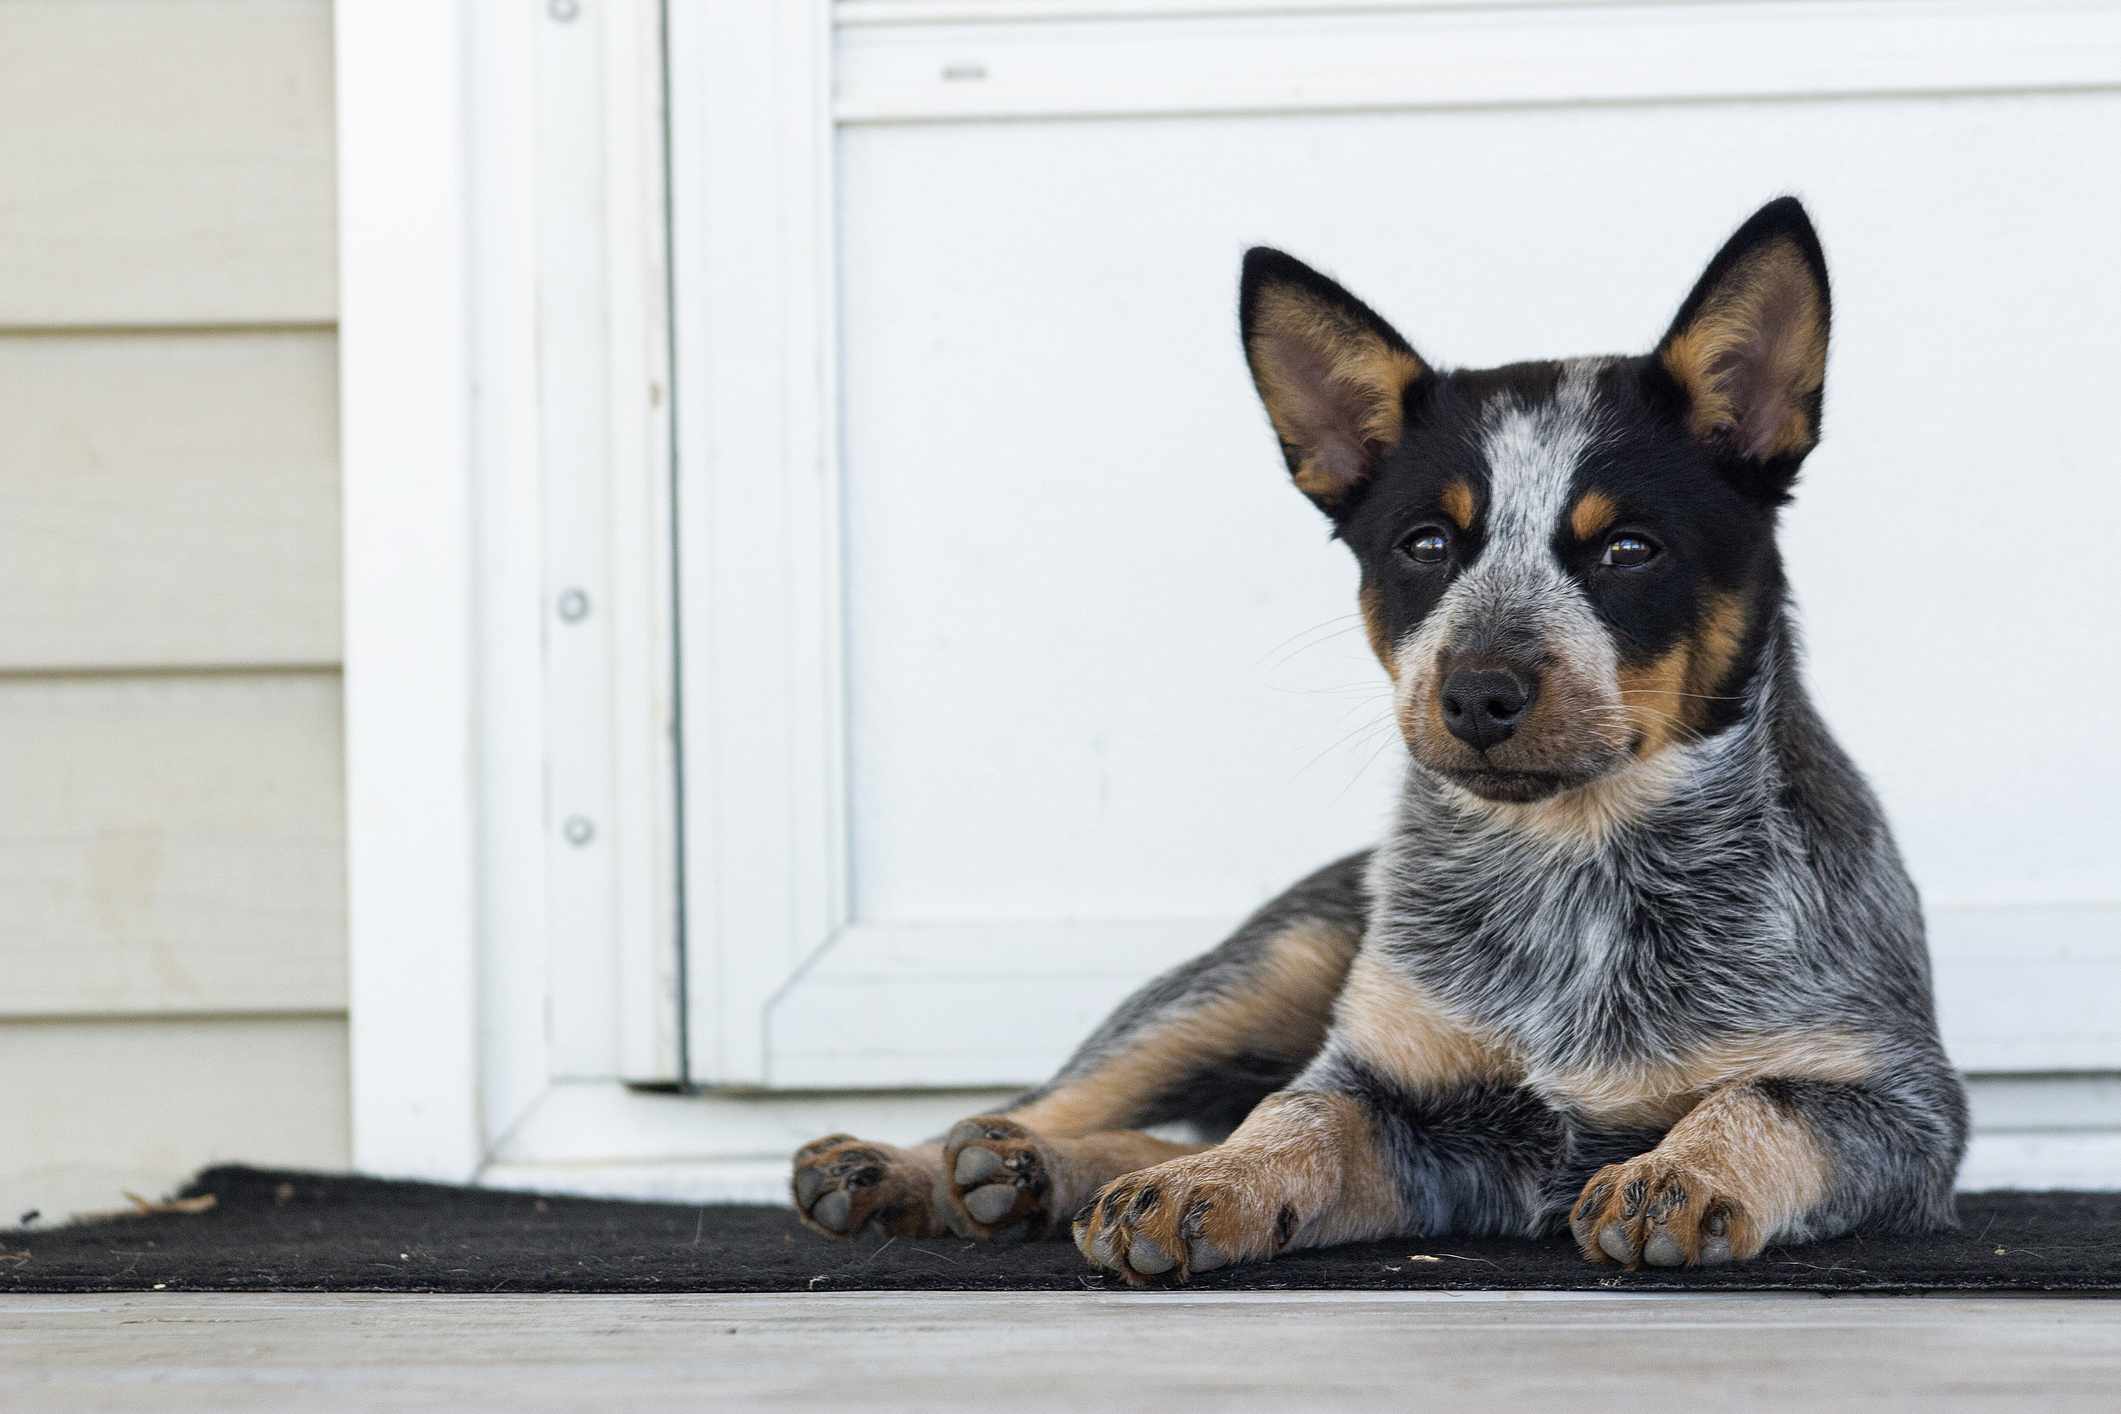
[1570,1156,1760,1268]
[1072,1153,1283,1287]
[790,1135,947,1240]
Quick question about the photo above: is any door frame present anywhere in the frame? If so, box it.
[341,0,2121,1193]
[337,0,682,1181]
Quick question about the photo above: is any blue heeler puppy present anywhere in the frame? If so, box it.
[791,198,1968,1282]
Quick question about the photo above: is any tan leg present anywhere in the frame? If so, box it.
[792,858,1370,1243]
[1569,1082,1832,1268]
[1070,1090,1407,1284]
[1072,953,1521,1285]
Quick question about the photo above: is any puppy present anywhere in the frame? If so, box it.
[792,197,1967,1283]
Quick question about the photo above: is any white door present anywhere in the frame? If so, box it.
[668,0,2121,1115]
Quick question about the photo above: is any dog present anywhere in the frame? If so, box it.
[791,197,1967,1283]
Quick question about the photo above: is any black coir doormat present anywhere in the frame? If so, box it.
[4,1167,2117,1295]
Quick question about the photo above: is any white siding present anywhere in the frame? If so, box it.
[0,672,345,1017]
[0,332,340,669]
[0,0,345,1219]
[0,0,337,326]
[0,1017,349,1222]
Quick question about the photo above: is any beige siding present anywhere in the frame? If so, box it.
[0,0,337,326]
[1,0,347,1216]
[0,332,341,669]
[0,672,346,1016]
[0,1016,349,1220]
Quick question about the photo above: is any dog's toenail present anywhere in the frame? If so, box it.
[1128,1237,1176,1275]
[954,1147,1004,1186]
[812,1190,853,1233]
[1641,1232,1685,1267]
[793,1169,826,1207]
[964,1185,1019,1224]
[1187,1238,1228,1273]
[1598,1223,1636,1263]
[1699,1236,1734,1266]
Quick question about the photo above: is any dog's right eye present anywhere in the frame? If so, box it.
[1397,526,1452,566]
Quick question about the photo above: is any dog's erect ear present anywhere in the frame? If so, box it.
[1656,197,1831,477]
[1241,248,1427,514]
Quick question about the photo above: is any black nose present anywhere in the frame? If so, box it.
[1441,668,1535,751]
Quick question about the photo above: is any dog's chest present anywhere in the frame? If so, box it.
[1373,801,1806,1071]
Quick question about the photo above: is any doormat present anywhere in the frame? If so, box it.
[4,1166,2117,1295]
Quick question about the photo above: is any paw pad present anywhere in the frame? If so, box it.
[1571,1157,1754,1270]
[941,1116,1054,1241]
[789,1135,941,1241]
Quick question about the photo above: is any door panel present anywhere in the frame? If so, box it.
[676,3,2121,1089]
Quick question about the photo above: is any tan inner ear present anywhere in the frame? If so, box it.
[1661,239,1827,461]
[1248,286,1425,503]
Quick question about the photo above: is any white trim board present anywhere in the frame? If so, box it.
[486,1132,2121,1205]
[758,904,2121,1091]
[837,0,1664,22]
[338,0,678,1181]
[476,1076,2121,1204]
[336,0,484,1182]
[668,0,848,1086]
[833,0,2121,123]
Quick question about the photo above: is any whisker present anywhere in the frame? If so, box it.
[1577,701,1710,743]
[1332,693,1397,723]
[1337,725,1405,799]
[1295,711,1400,779]
[1264,681,1396,698]
[1617,689,1745,702]
[1254,614,1362,667]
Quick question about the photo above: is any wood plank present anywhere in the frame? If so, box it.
[0,672,346,1017]
[0,1015,347,1223]
[0,1292,2117,1413]
[0,0,336,326]
[0,331,340,670]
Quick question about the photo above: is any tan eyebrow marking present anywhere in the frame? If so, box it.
[1569,489,1619,541]
[1439,479,1476,530]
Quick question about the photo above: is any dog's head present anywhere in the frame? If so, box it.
[1242,198,1829,806]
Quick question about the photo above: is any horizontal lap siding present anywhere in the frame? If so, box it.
[0,0,337,327]
[0,1016,349,1220]
[0,672,346,1016]
[0,0,348,1211]
[0,331,340,670]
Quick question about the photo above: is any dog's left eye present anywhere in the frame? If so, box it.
[1601,533,1659,569]
[1397,526,1452,565]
